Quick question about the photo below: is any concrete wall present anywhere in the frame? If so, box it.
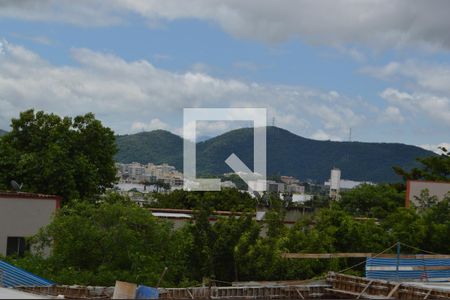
[0,196,58,256]
[406,180,450,207]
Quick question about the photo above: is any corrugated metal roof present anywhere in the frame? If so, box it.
[151,212,192,218]
[366,257,450,282]
[0,260,53,288]
[148,208,244,216]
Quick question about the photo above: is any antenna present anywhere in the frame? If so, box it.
[272,117,276,127]
[10,180,23,192]
[349,128,352,142]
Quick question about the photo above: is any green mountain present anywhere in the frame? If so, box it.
[115,127,434,183]
[0,129,7,136]
[115,130,183,168]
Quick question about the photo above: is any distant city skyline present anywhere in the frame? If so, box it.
[0,1,449,153]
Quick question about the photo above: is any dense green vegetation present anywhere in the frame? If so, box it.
[115,127,434,183]
[115,130,183,167]
[0,110,117,202]
[339,183,405,218]
[394,146,450,181]
[148,188,257,212]
[5,190,449,287]
[1,110,449,288]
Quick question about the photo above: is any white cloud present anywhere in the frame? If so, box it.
[363,61,450,95]
[9,33,54,45]
[364,61,450,130]
[0,39,377,139]
[380,88,450,125]
[0,0,123,27]
[311,129,342,141]
[180,120,253,141]
[2,1,450,50]
[419,143,450,154]
[190,62,212,74]
[334,45,366,62]
[362,62,402,80]
[131,118,169,132]
[379,106,404,124]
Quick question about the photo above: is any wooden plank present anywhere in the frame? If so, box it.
[326,288,394,299]
[423,289,432,300]
[327,272,450,300]
[357,280,373,299]
[295,288,305,300]
[186,288,194,299]
[386,283,401,298]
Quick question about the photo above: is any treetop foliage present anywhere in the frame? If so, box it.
[394,147,450,182]
[0,109,117,202]
[4,191,449,287]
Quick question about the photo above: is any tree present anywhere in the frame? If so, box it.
[381,207,427,247]
[420,196,450,253]
[339,184,404,218]
[394,147,450,182]
[22,193,189,286]
[211,213,255,282]
[414,188,439,213]
[186,205,215,281]
[0,109,117,202]
[150,188,257,212]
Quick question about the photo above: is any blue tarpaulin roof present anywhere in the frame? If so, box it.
[0,260,54,288]
[366,257,450,282]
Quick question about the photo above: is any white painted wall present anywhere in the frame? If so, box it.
[0,196,58,256]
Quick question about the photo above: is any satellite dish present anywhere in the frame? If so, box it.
[10,180,23,192]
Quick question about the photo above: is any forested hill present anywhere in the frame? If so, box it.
[115,127,435,183]
[115,130,184,169]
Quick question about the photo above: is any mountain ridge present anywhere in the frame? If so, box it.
[116,126,434,183]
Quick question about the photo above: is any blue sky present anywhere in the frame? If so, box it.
[0,1,449,152]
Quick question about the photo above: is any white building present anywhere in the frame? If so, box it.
[291,193,313,203]
[329,168,341,199]
[0,192,61,256]
[280,176,300,185]
[324,168,373,200]
[117,162,183,186]
[128,162,145,179]
[286,184,305,194]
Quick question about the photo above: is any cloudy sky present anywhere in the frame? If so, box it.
[0,0,449,151]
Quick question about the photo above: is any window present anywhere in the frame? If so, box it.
[6,237,27,257]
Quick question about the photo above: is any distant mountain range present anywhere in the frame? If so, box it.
[116,127,434,183]
[0,129,7,136]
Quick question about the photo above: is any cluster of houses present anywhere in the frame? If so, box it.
[116,162,184,187]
